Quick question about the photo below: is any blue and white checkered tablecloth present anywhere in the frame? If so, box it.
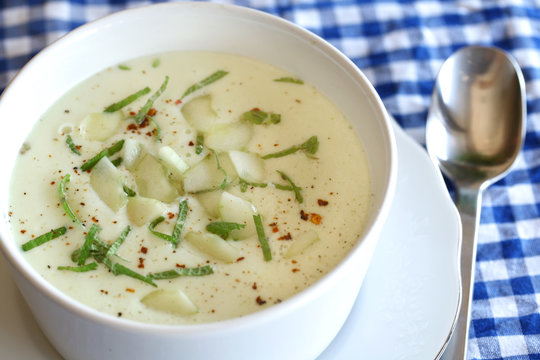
[1,1,539,359]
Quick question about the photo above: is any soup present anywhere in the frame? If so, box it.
[9,51,371,324]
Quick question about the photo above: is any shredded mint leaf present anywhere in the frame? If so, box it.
[277,170,303,203]
[242,109,281,125]
[152,58,160,68]
[105,260,156,287]
[148,199,188,248]
[66,135,81,155]
[118,65,131,71]
[274,77,304,85]
[262,135,318,159]
[181,70,228,99]
[58,262,98,272]
[253,214,271,261]
[59,174,84,227]
[78,224,101,265]
[148,265,214,280]
[21,227,67,252]
[80,140,125,172]
[106,226,131,258]
[104,86,151,113]
[122,185,136,197]
[195,133,204,154]
[134,76,169,125]
[206,222,246,239]
[210,149,227,190]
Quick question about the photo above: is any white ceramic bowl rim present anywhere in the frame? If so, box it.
[0,1,397,336]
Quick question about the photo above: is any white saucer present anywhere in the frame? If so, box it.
[0,122,461,360]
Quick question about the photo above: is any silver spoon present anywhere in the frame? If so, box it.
[426,46,526,359]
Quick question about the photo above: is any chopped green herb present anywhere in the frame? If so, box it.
[122,185,136,197]
[80,140,125,172]
[106,226,131,258]
[118,65,131,71]
[210,149,227,190]
[277,170,303,203]
[104,86,151,113]
[148,116,161,142]
[262,135,319,159]
[181,70,229,99]
[152,58,160,68]
[206,222,246,239]
[242,109,281,125]
[78,224,101,265]
[111,157,123,167]
[148,199,188,248]
[105,260,157,287]
[148,265,214,280]
[59,174,84,227]
[274,77,304,85]
[66,135,81,155]
[134,76,169,125]
[21,227,67,252]
[253,214,271,261]
[58,262,98,272]
[195,133,204,154]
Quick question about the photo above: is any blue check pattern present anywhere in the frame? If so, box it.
[1,1,539,359]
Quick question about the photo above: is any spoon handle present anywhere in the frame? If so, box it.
[441,187,482,360]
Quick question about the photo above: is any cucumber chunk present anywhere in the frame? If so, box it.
[121,139,144,170]
[183,153,237,193]
[185,231,241,263]
[194,190,223,218]
[133,154,178,202]
[218,191,257,239]
[126,196,167,226]
[228,150,266,183]
[80,111,124,141]
[141,289,198,316]
[158,146,189,180]
[205,120,253,152]
[90,157,128,212]
[181,95,217,132]
[284,230,320,259]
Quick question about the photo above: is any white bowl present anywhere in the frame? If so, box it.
[0,3,396,360]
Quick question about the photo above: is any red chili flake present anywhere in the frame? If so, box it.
[236,257,245,262]
[126,288,135,293]
[175,99,182,105]
[295,99,302,103]
[272,227,279,233]
[278,232,292,241]
[100,289,109,295]
[317,199,329,206]
[50,181,55,185]
[252,282,258,290]
[147,108,157,117]
[75,145,82,151]
[310,213,322,225]
[252,107,261,111]
[129,111,136,116]
[20,229,26,234]
[139,118,149,128]
[80,202,85,206]
[167,212,175,220]
[127,123,138,131]
[140,246,148,254]
[91,216,99,223]
[256,296,267,305]
[300,210,309,221]
[138,257,145,269]
[292,268,300,273]
[175,263,186,268]
[188,141,195,146]
[145,131,153,137]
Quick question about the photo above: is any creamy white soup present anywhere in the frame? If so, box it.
[9,51,371,324]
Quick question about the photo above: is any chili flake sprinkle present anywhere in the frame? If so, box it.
[256,296,267,305]
[317,199,329,206]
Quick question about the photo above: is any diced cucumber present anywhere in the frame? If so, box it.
[194,190,223,218]
[284,230,320,259]
[90,157,128,212]
[80,111,124,141]
[218,191,258,239]
[205,120,253,152]
[121,139,144,170]
[126,196,167,226]
[158,146,189,180]
[183,153,236,193]
[141,289,198,316]
[133,154,178,202]
[228,150,266,183]
[184,231,241,263]
[181,95,217,132]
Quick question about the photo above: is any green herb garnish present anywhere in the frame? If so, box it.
[209,149,227,190]
[118,65,131,71]
[274,77,304,85]
[59,174,84,227]
[134,76,169,125]
[148,199,188,248]
[104,86,151,113]
[148,265,214,280]
[111,157,123,167]
[122,185,136,197]
[181,70,228,99]
[277,170,303,203]
[195,133,204,154]
[21,227,67,252]
[65,135,81,155]
[106,225,131,258]
[262,136,318,159]
[148,116,161,142]
[80,140,125,172]
[104,261,156,287]
[58,262,98,272]
[253,214,271,261]
[152,58,160,68]
[206,222,246,239]
[242,109,281,125]
[78,224,101,265]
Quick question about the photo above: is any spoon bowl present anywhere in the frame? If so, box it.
[426,46,526,359]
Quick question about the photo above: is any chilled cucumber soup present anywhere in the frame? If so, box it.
[9,51,371,325]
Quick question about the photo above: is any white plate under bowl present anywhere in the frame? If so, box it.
[0,121,460,360]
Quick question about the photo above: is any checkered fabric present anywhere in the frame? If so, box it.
[1,1,539,359]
